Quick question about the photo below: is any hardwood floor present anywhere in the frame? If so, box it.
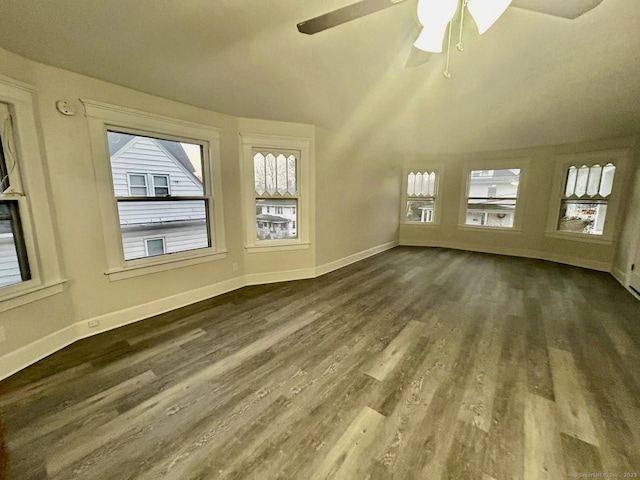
[1,247,639,479]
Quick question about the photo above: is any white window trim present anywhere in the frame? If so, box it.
[240,133,312,253]
[126,172,148,196]
[458,158,530,232]
[82,99,227,281]
[0,75,65,310]
[401,163,444,226]
[544,149,630,245]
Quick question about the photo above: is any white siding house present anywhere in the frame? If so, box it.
[255,198,297,240]
[108,133,209,260]
[466,169,520,228]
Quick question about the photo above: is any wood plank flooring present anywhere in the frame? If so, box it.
[1,246,639,479]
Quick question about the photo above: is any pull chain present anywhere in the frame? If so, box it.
[443,20,453,78]
[457,0,468,51]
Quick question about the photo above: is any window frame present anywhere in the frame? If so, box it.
[83,99,227,281]
[240,133,311,253]
[0,76,64,309]
[458,158,529,232]
[400,164,443,226]
[545,149,630,245]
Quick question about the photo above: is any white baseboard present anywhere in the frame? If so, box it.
[611,265,627,286]
[244,267,316,286]
[315,240,398,277]
[400,240,612,272]
[0,323,78,381]
[0,240,398,381]
[75,277,246,340]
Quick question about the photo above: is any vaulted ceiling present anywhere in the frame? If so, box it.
[0,0,638,154]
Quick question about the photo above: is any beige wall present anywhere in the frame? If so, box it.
[315,126,400,266]
[400,137,638,271]
[613,144,640,283]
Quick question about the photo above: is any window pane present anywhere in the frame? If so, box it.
[586,165,602,197]
[287,155,297,195]
[465,199,517,228]
[0,201,30,287]
[575,165,589,197]
[468,169,520,198]
[129,174,146,187]
[406,199,435,223]
[599,163,616,197]
[108,131,204,197]
[153,175,168,187]
[254,153,266,195]
[407,172,416,196]
[276,154,287,195]
[0,126,9,193]
[558,200,607,235]
[255,198,297,241]
[427,172,436,197]
[265,153,277,195]
[145,238,165,256]
[117,199,209,260]
[565,166,577,197]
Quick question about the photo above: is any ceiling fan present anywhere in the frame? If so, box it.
[297,0,604,73]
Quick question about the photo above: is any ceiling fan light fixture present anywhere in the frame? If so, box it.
[467,0,513,34]
[413,26,448,53]
[414,0,458,53]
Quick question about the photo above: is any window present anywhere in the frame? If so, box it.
[405,171,438,223]
[253,151,298,241]
[108,131,209,261]
[144,237,166,257]
[127,173,171,197]
[557,163,616,236]
[465,168,521,228]
[0,81,63,307]
[240,133,311,252]
[0,104,30,288]
[83,99,226,280]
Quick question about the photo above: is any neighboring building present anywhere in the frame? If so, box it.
[108,132,209,260]
[466,169,520,228]
[255,198,297,240]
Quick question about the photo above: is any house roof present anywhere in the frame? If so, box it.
[256,214,289,223]
[0,1,638,154]
[108,132,196,174]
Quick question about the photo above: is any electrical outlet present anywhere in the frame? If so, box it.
[88,319,100,328]
[232,262,238,272]
[0,326,6,343]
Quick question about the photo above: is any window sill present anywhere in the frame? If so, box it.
[106,249,228,281]
[401,222,440,227]
[544,232,613,246]
[0,279,67,313]
[457,225,522,234]
[245,242,311,254]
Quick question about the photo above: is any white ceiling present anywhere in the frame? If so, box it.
[0,0,639,154]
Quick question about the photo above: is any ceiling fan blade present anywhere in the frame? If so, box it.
[405,46,432,68]
[510,0,604,19]
[297,0,409,35]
